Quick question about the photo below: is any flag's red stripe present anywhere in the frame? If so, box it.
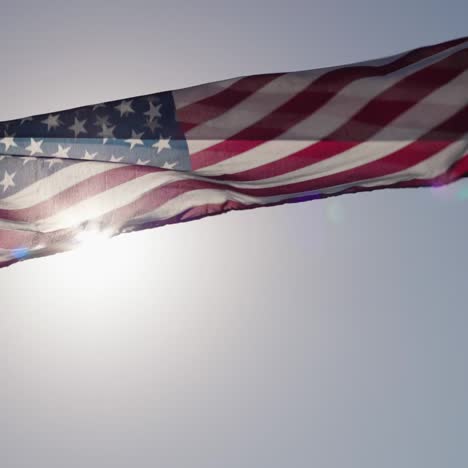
[177,74,281,133]
[0,229,38,249]
[211,49,468,182]
[190,37,467,170]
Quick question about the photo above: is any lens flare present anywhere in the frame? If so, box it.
[430,183,453,201]
[326,199,345,225]
[12,247,29,260]
[457,184,468,201]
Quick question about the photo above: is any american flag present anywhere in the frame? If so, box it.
[0,36,467,268]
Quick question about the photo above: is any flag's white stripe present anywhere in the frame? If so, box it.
[218,69,468,189]
[0,160,124,210]
[196,41,468,176]
[0,219,40,232]
[184,72,322,154]
[173,77,242,109]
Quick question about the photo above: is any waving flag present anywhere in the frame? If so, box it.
[0,36,467,268]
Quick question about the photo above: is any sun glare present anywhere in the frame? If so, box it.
[65,228,119,281]
[75,229,113,250]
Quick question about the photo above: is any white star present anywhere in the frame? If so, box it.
[115,99,135,117]
[53,144,71,158]
[125,130,144,150]
[92,103,106,111]
[162,161,178,169]
[0,170,16,192]
[98,123,116,142]
[0,136,17,151]
[25,138,44,156]
[41,113,63,131]
[47,158,63,168]
[110,155,123,162]
[83,150,97,160]
[68,117,87,137]
[152,136,171,154]
[95,114,111,127]
[144,102,162,121]
[145,117,161,134]
[136,158,150,165]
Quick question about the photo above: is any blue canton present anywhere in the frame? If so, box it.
[0,91,190,198]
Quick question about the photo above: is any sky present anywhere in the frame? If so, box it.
[1,1,468,467]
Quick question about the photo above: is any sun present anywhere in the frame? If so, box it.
[74,228,114,250]
[63,228,120,281]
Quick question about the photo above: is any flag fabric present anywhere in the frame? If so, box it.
[0,36,467,268]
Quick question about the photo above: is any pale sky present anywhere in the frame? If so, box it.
[1,1,468,467]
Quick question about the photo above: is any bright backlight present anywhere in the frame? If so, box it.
[75,229,113,250]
